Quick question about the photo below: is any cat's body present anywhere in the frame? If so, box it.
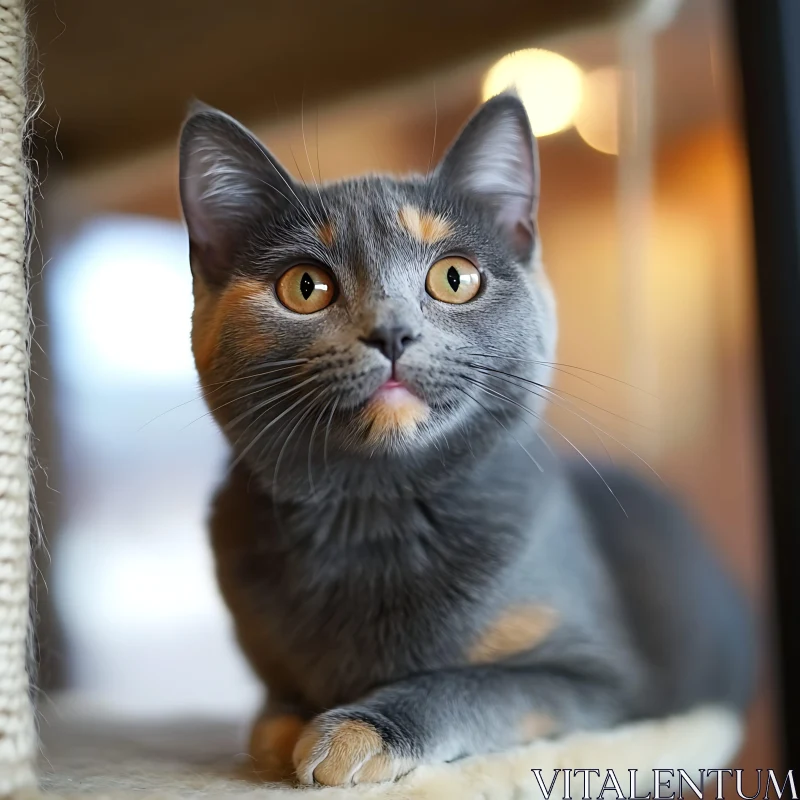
[213,435,750,718]
[179,93,752,786]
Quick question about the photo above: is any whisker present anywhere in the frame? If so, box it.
[463,374,627,516]
[254,177,318,228]
[137,360,308,431]
[457,374,554,458]
[225,374,315,405]
[260,142,321,230]
[301,88,330,223]
[456,384,542,472]
[285,136,324,230]
[270,387,328,496]
[137,392,208,431]
[540,384,661,482]
[323,395,340,470]
[181,373,309,431]
[287,144,309,188]
[308,395,335,494]
[239,358,310,378]
[465,345,654,396]
[315,108,322,186]
[227,386,323,474]
[467,363,649,430]
[264,91,324,229]
[426,83,438,177]
[470,366,661,483]
[227,375,320,438]
[461,351,601,391]
[469,365,614,466]
[541,360,657,397]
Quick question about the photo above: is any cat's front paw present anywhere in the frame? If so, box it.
[293,708,419,786]
[249,713,306,782]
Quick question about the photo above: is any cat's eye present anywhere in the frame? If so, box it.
[425,257,481,304]
[276,265,336,314]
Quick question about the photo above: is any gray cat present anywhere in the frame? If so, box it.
[178,92,753,786]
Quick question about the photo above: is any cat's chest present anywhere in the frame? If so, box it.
[212,474,531,708]
[251,531,478,640]
[237,522,500,707]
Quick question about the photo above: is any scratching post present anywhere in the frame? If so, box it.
[0,0,36,793]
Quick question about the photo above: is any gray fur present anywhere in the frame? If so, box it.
[178,93,753,784]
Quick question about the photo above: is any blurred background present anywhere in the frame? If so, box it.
[29,0,778,776]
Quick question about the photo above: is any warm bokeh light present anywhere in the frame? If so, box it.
[483,49,583,137]
[575,67,621,155]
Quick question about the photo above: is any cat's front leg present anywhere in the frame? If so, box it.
[248,694,312,782]
[293,665,629,786]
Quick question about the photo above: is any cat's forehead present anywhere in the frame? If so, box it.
[281,176,481,277]
[319,177,455,245]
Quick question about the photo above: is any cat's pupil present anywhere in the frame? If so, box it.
[446,265,460,292]
[300,272,315,300]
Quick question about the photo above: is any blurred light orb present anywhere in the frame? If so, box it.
[575,67,621,156]
[482,49,583,137]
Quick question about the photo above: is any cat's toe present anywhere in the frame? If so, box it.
[293,710,417,786]
[352,750,416,784]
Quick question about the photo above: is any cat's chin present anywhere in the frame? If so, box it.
[358,383,430,449]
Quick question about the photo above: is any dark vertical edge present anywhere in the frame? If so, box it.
[731,0,800,769]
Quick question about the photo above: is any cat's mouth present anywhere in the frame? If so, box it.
[375,378,413,397]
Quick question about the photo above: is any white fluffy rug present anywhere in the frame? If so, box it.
[28,704,742,799]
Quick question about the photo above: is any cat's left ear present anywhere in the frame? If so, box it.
[436,91,539,259]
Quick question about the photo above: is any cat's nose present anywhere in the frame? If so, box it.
[360,325,418,362]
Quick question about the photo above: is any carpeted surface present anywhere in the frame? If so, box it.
[28,703,742,799]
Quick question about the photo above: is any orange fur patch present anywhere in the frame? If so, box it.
[316,221,336,248]
[249,714,306,782]
[191,276,271,374]
[469,605,558,664]
[361,392,429,444]
[397,204,453,244]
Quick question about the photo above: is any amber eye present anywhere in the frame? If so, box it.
[276,265,335,314]
[425,256,481,304]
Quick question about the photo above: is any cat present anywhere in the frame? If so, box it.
[178,92,753,787]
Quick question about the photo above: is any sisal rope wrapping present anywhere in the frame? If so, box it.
[0,0,36,793]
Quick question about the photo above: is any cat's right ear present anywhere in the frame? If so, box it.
[179,104,296,285]
[436,91,539,260]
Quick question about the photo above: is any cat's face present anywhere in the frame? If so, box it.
[179,93,556,484]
